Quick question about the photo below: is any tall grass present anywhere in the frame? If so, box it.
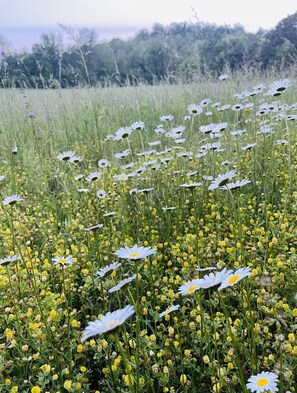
[0,74,296,393]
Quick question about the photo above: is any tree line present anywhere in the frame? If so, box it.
[1,12,297,88]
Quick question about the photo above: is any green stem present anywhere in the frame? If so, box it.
[113,332,135,393]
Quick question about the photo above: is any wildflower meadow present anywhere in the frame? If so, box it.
[0,75,296,392]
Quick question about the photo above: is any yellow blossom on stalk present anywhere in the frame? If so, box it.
[213,382,221,392]
[5,329,14,341]
[180,374,187,384]
[80,366,87,373]
[63,380,72,391]
[40,364,51,374]
[163,366,169,374]
[10,387,18,393]
[288,333,295,342]
[31,387,41,393]
[89,339,96,348]
[49,309,57,319]
[102,367,109,375]
[71,319,80,328]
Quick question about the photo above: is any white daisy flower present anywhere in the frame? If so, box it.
[86,172,101,182]
[97,159,109,168]
[160,114,174,122]
[159,304,180,318]
[198,268,234,289]
[109,274,137,293]
[187,104,203,115]
[0,175,5,182]
[137,150,156,157]
[231,104,244,111]
[217,122,228,131]
[246,371,279,393]
[218,104,231,111]
[114,245,156,260]
[103,211,117,217]
[208,170,236,191]
[131,121,145,130]
[242,143,256,151]
[221,179,251,190]
[178,279,201,296]
[195,266,217,272]
[174,138,186,144]
[176,151,193,158]
[218,267,252,291]
[196,151,208,158]
[230,129,246,136]
[52,255,74,266]
[81,305,135,342]
[276,139,288,145]
[0,255,18,265]
[162,206,176,211]
[138,188,154,194]
[115,126,132,139]
[96,262,122,278]
[202,142,222,151]
[199,124,215,134]
[154,127,166,134]
[129,188,139,195]
[69,155,83,163]
[180,182,203,189]
[268,78,291,94]
[85,223,103,232]
[57,151,76,161]
[186,170,197,177]
[200,98,211,106]
[114,149,130,159]
[104,134,116,141]
[148,140,161,146]
[218,74,229,81]
[96,190,107,199]
[114,173,129,181]
[3,194,24,206]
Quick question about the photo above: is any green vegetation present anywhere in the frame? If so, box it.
[1,12,297,87]
[0,74,296,392]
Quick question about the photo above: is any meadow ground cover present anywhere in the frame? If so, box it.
[0,74,296,392]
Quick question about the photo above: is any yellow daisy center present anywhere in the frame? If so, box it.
[228,274,240,285]
[129,252,141,258]
[58,258,68,264]
[256,377,269,387]
[187,285,199,293]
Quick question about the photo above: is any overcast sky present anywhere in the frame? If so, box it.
[1,0,296,51]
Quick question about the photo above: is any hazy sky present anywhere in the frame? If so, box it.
[1,0,296,51]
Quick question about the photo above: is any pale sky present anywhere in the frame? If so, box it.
[0,0,296,51]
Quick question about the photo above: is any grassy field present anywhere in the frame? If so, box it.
[0,75,296,393]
